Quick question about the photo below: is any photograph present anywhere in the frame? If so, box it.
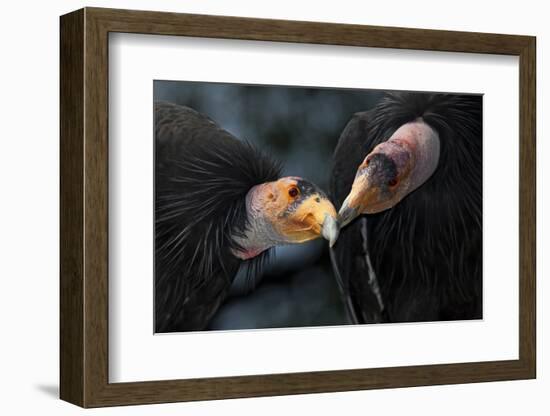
[153,81,483,333]
[54,4,538,410]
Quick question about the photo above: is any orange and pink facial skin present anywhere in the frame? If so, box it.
[233,177,339,260]
[339,119,440,227]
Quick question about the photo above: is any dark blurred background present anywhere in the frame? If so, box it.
[154,80,382,331]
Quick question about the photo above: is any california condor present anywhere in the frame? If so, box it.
[331,92,482,324]
[155,102,339,332]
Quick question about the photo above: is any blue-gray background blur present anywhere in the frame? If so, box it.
[154,80,383,331]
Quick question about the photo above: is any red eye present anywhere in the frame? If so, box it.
[288,187,299,197]
[388,178,398,187]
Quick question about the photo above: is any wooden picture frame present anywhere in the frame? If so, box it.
[60,7,536,408]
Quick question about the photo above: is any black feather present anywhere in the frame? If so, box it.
[155,102,281,332]
[331,92,482,323]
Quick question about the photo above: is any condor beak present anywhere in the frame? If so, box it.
[321,214,339,247]
[338,198,360,228]
[338,174,377,227]
[306,196,339,247]
[287,195,339,246]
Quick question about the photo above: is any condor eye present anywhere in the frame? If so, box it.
[388,178,398,187]
[288,187,299,198]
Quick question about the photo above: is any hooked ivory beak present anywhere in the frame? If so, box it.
[321,214,339,247]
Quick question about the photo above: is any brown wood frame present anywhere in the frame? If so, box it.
[60,7,536,408]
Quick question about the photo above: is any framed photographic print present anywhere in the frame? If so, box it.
[60,7,536,408]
